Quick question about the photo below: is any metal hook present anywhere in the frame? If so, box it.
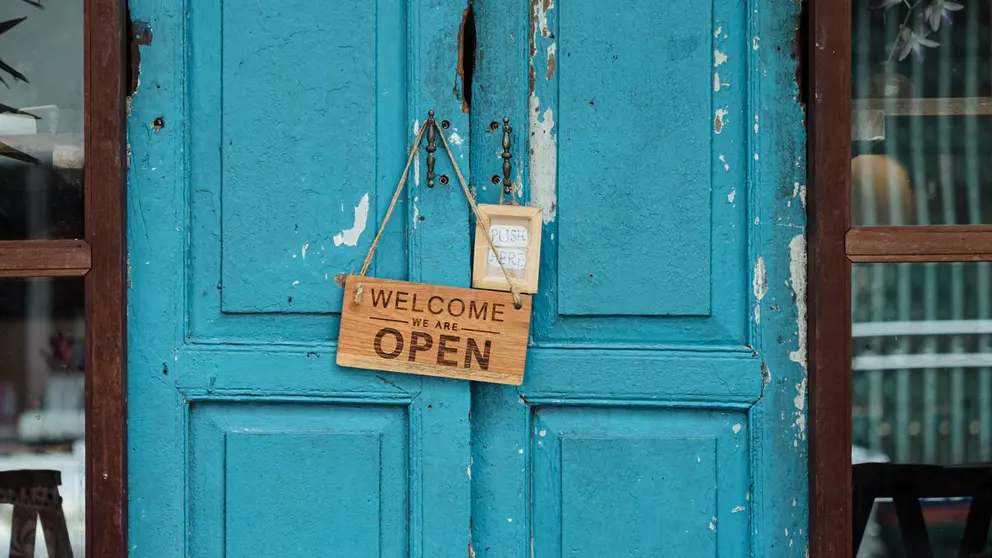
[425,110,437,188]
[501,117,513,200]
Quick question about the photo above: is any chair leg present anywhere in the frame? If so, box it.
[893,493,934,558]
[960,493,992,557]
[39,506,74,558]
[9,505,37,558]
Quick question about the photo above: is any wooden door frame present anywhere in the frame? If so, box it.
[84,0,128,553]
[807,0,852,555]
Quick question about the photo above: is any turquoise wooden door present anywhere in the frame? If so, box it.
[126,0,808,555]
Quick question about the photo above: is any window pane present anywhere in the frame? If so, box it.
[852,262,992,557]
[0,2,83,239]
[0,278,84,554]
[852,1,992,225]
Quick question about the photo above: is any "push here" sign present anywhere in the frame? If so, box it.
[337,275,531,384]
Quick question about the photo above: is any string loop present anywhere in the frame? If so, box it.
[354,114,523,308]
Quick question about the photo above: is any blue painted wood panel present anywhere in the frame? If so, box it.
[128,0,474,555]
[530,407,749,557]
[556,0,713,317]
[189,402,408,556]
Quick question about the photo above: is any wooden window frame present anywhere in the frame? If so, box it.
[808,1,992,555]
[0,0,127,555]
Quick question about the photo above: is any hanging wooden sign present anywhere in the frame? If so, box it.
[336,275,531,385]
[472,204,543,293]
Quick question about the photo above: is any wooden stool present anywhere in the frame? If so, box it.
[0,469,73,557]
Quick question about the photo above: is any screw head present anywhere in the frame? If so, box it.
[439,175,450,185]
[491,175,502,185]
[489,121,500,132]
[441,120,450,129]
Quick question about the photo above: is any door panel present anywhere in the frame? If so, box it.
[531,408,749,557]
[525,0,750,346]
[127,0,473,556]
[469,0,807,556]
[189,403,409,557]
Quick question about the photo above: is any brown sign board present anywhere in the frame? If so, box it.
[336,275,531,385]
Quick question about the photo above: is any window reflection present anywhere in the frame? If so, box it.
[852,0,992,226]
[0,278,84,556]
[0,0,83,240]
[852,262,992,557]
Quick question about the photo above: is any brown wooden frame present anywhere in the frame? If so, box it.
[808,0,992,555]
[0,0,127,555]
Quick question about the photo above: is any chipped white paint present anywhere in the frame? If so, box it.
[731,506,746,513]
[301,242,310,259]
[714,108,728,134]
[533,0,554,38]
[709,521,716,532]
[291,280,299,286]
[507,518,513,523]
[732,423,742,434]
[529,95,557,223]
[333,193,370,247]
[714,26,722,38]
[753,36,760,50]
[753,114,759,134]
[413,196,420,229]
[754,153,760,160]
[713,72,721,92]
[467,464,471,479]
[790,233,809,442]
[753,257,768,302]
[727,189,736,204]
[789,233,808,372]
[719,154,730,172]
[518,448,524,454]
[714,50,728,68]
[413,120,421,187]
[539,429,547,437]
[448,131,463,146]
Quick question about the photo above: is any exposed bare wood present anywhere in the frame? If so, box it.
[0,240,91,276]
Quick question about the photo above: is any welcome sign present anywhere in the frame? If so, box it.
[336,275,531,384]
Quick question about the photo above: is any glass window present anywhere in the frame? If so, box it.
[0,1,84,239]
[852,262,992,556]
[852,0,992,226]
[0,278,85,555]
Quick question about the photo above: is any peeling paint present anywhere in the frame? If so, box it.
[753,114,759,134]
[413,196,420,229]
[714,108,728,134]
[719,154,729,172]
[413,120,421,187]
[529,96,557,223]
[714,26,722,38]
[727,189,736,204]
[448,131,463,146]
[713,72,721,93]
[714,50,728,68]
[753,36,760,50]
[790,233,808,442]
[546,43,556,80]
[753,257,768,302]
[732,423,742,434]
[789,234,807,371]
[301,242,310,259]
[732,506,746,513]
[333,193,370,247]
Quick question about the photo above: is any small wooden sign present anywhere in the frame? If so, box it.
[336,275,531,385]
[472,204,543,294]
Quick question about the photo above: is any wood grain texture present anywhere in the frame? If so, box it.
[808,0,854,554]
[846,226,992,261]
[84,0,128,552]
[337,275,531,385]
[0,240,91,277]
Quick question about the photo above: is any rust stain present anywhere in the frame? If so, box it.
[714,115,724,134]
[546,51,556,80]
